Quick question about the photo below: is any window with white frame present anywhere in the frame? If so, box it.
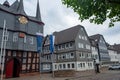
[87,54,91,58]
[29,37,33,44]
[78,64,81,68]
[81,27,84,31]
[79,53,82,58]
[78,63,83,68]
[67,64,70,68]
[24,35,26,43]
[70,53,74,58]
[88,63,92,68]
[63,54,67,59]
[63,64,66,69]
[13,33,18,42]
[72,63,75,68]
[79,52,85,58]
[59,64,62,69]
[82,36,84,40]
[43,64,51,70]
[92,47,95,51]
[65,43,69,49]
[79,35,82,39]
[86,44,90,50]
[78,43,84,48]
[4,31,9,41]
[84,36,87,40]
[66,53,70,59]
[58,45,61,50]
[83,63,85,68]
[55,65,57,69]
[69,42,73,48]
[61,44,65,49]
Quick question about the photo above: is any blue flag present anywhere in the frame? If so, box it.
[49,35,55,54]
[36,33,43,53]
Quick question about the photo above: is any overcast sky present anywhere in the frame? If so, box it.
[0,0,120,45]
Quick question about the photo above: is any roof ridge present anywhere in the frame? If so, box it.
[54,25,82,33]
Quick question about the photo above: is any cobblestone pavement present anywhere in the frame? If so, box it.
[4,70,120,80]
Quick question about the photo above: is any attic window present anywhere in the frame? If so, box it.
[81,27,84,31]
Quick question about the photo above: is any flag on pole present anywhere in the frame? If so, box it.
[49,35,55,54]
[36,33,43,53]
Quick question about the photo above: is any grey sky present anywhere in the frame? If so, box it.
[0,0,120,45]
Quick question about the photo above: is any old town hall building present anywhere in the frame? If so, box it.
[0,0,44,78]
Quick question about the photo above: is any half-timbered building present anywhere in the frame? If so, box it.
[0,0,44,78]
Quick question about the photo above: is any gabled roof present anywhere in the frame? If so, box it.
[0,3,12,12]
[53,25,83,44]
[107,43,116,51]
[89,34,106,48]
[112,44,120,53]
[89,34,102,43]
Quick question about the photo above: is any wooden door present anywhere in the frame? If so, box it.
[5,59,14,78]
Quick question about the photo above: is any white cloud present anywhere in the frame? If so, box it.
[0,0,120,44]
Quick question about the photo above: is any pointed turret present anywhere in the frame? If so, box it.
[3,0,10,7]
[17,0,26,15]
[36,0,41,21]
[10,0,19,11]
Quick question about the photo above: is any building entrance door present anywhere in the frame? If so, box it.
[6,58,21,78]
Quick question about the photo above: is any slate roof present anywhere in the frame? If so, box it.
[17,0,26,16]
[106,43,116,51]
[10,0,19,12]
[36,0,41,21]
[0,0,44,24]
[112,44,120,53]
[89,38,97,47]
[53,25,83,44]
[89,34,102,43]
[89,34,101,47]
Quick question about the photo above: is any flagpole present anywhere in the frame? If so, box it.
[36,32,44,79]
[52,52,54,78]
[49,35,55,78]
[39,46,42,79]
[0,20,6,80]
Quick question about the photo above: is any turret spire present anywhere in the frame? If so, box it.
[17,0,26,15]
[10,0,19,11]
[36,0,41,21]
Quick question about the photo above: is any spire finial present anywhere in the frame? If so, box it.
[36,0,41,21]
